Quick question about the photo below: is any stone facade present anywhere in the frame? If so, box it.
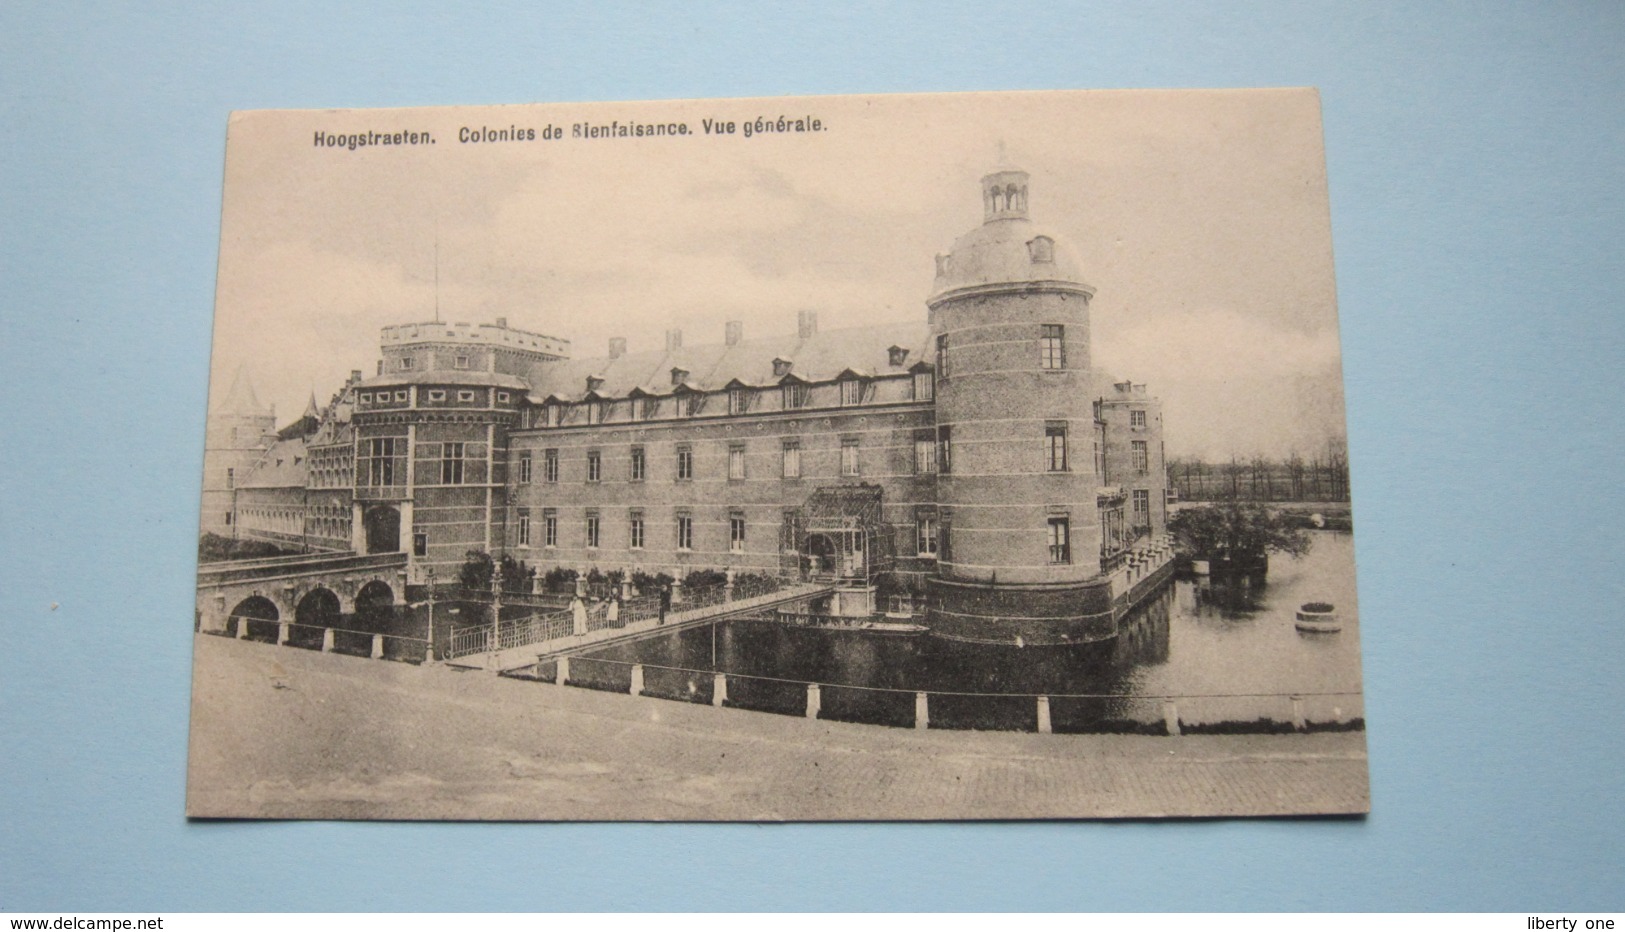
[204,165,1169,641]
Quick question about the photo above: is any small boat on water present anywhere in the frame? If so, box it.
[1295,601,1340,633]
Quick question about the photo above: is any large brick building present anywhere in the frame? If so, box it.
[212,165,1169,643]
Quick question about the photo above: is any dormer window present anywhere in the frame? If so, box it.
[671,367,689,386]
[888,345,909,367]
[541,404,559,427]
[782,381,809,410]
[839,378,865,407]
[1028,236,1054,263]
[585,400,603,425]
[639,395,659,421]
[913,370,935,402]
[586,375,605,393]
[772,357,793,378]
[728,387,750,416]
[682,393,702,417]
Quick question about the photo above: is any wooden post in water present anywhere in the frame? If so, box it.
[1036,695,1052,734]
[805,683,821,719]
[915,692,930,730]
[1162,700,1181,736]
[712,673,728,707]
[630,664,644,696]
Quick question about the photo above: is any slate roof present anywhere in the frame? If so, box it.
[528,320,932,403]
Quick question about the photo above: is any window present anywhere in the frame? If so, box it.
[1130,409,1147,430]
[936,334,950,378]
[938,425,952,474]
[543,509,558,547]
[839,378,864,406]
[915,437,937,474]
[629,511,645,550]
[360,392,373,403]
[841,438,860,476]
[586,450,601,482]
[629,446,645,481]
[394,390,408,402]
[1131,440,1149,474]
[586,400,603,425]
[225,468,234,490]
[541,404,559,427]
[917,517,939,557]
[518,453,532,484]
[586,512,600,549]
[676,446,693,481]
[517,514,530,547]
[728,445,746,481]
[400,357,414,371]
[1133,489,1151,529]
[730,512,746,553]
[728,388,749,416]
[224,511,232,526]
[428,389,446,402]
[454,355,469,369]
[414,531,428,556]
[1046,423,1069,472]
[639,396,659,421]
[781,382,809,410]
[361,437,401,486]
[1040,324,1065,370]
[1048,516,1072,564]
[544,449,559,483]
[682,393,701,417]
[439,442,466,484]
[1094,432,1106,480]
[677,513,694,550]
[457,390,475,403]
[496,391,509,403]
[913,370,934,402]
[781,440,801,479]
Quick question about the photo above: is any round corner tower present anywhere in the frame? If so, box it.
[926,166,1114,645]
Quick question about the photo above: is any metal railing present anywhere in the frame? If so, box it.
[511,652,1365,736]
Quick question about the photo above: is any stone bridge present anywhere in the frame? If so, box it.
[195,551,410,635]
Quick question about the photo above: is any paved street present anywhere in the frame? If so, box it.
[187,634,1370,821]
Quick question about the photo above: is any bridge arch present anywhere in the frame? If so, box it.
[354,579,396,630]
[295,587,342,628]
[228,595,279,638]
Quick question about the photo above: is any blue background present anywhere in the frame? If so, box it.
[2,1,1621,911]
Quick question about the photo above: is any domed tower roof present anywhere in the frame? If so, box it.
[928,166,1092,305]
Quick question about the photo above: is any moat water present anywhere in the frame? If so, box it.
[563,531,1364,732]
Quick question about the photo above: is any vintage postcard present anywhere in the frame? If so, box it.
[187,88,1367,820]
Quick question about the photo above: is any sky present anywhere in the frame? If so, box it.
[209,88,1348,459]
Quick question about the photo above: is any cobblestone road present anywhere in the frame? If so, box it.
[187,635,1369,821]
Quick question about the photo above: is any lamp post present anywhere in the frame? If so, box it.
[424,567,436,663]
[489,559,504,664]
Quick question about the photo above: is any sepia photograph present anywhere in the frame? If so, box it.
[186,88,1368,820]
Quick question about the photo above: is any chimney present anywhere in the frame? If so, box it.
[495,316,508,329]
[608,337,627,359]
[725,321,743,346]
[665,328,683,352]
[797,310,818,340]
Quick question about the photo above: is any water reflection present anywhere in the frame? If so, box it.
[582,530,1362,732]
